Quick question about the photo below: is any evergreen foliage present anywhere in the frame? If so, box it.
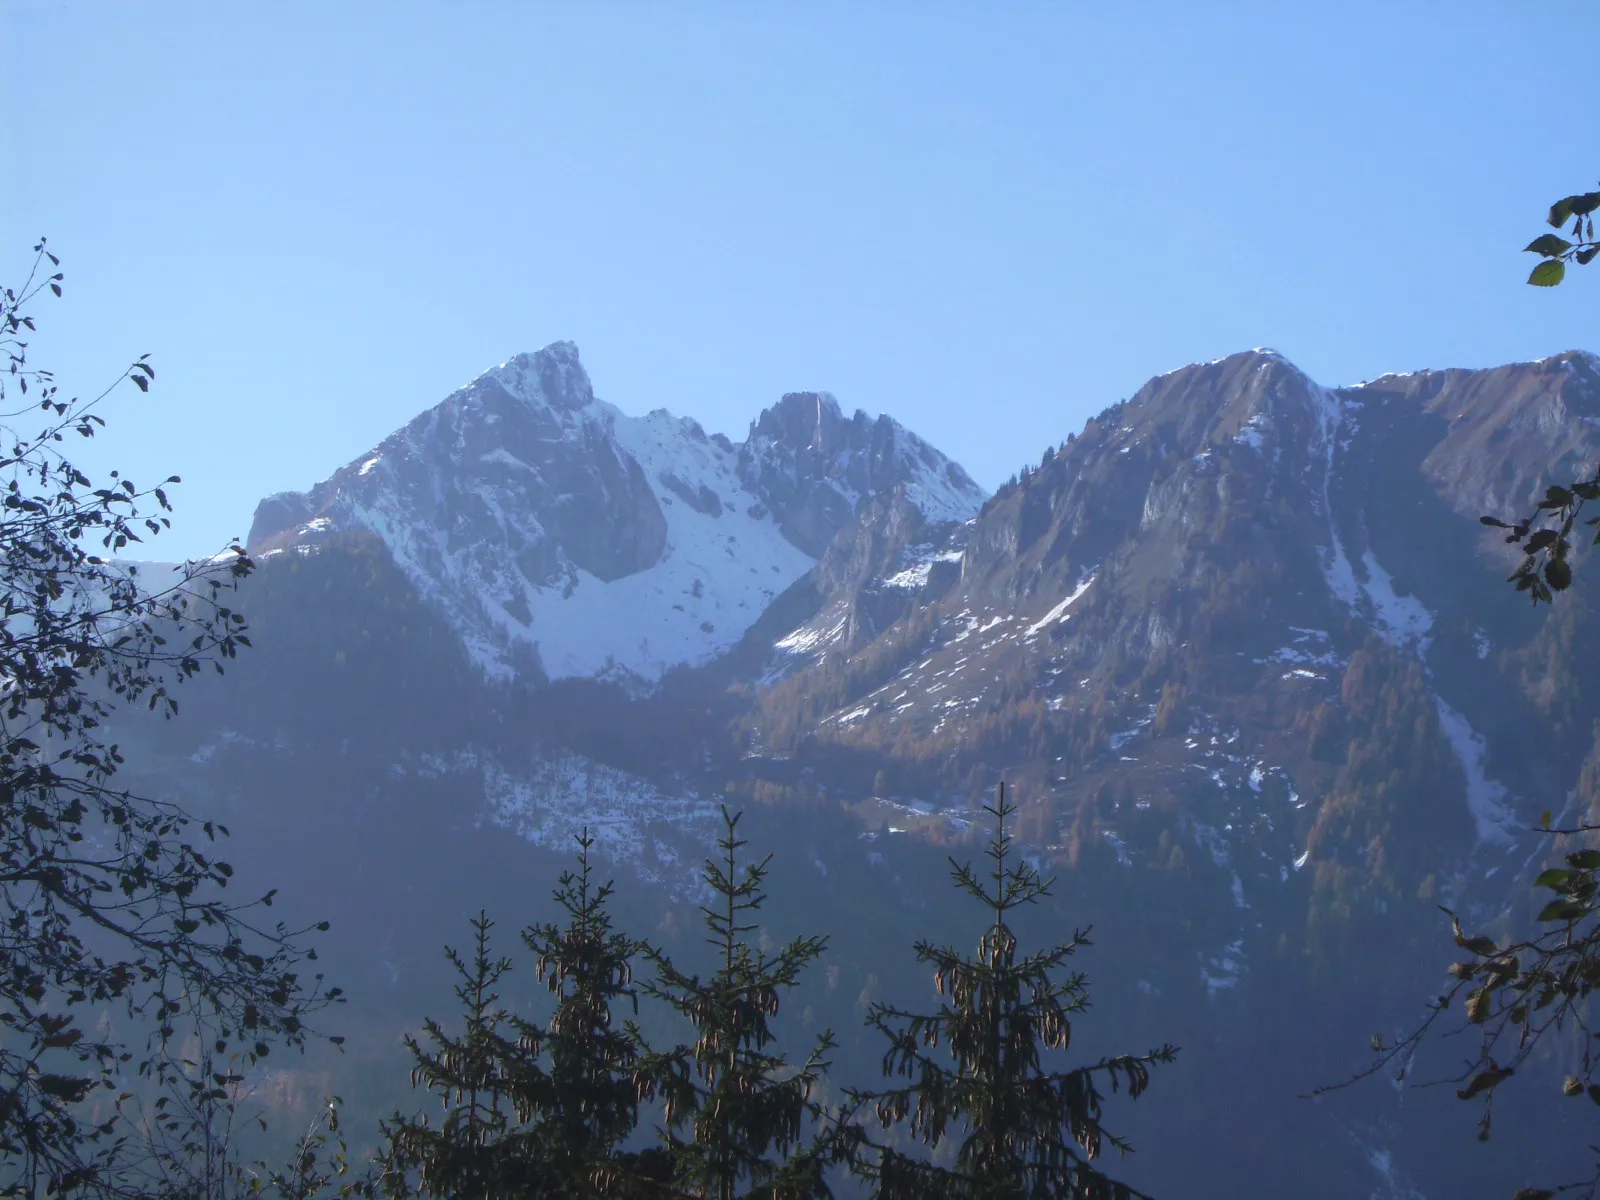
[379,831,660,1198]
[378,912,530,1198]
[850,784,1177,1200]
[519,830,660,1195]
[634,807,843,1199]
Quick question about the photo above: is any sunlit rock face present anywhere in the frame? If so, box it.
[755,346,1600,897]
[738,390,985,556]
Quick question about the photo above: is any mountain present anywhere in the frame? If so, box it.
[715,346,1600,1196]
[748,348,1600,843]
[246,342,984,684]
[123,343,1600,1199]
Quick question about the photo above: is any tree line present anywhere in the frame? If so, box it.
[359,796,1174,1199]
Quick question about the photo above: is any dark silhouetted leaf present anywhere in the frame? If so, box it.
[1537,899,1589,923]
[1525,234,1572,257]
[1457,1063,1512,1097]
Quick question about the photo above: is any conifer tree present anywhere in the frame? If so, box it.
[379,832,660,1198]
[378,912,530,1198]
[851,784,1177,1200]
[634,807,842,1199]
[518,829,661,1195]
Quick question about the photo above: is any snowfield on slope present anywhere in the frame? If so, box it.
[520,404,816,680]
[257,344,985,686]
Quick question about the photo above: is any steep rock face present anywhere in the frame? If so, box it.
[769,489,952,669]
[248,343,985,683]
[748,347,1600,925]
[1375,350,1600,519]
[248,343,670,588]
[739,391,984,555]
[760,350,1350,737]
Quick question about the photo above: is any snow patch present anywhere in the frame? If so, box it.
[1358,550,1432,649]
[881,561,931,590]
[1434,698,1517,845]
[1235,411,1269,450]
[1102,829,1133,866]
[1201,939,1246,996]
[1258,627,1341,670]
[1309,384,1363,608]
[1109,707,1156,752]
[479,752,720,889]
[774,607,850,659]
[1024,572,1097,639]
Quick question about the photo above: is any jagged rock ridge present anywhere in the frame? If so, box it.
[248,341,985,683]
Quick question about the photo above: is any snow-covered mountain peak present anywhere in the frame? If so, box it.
[247,344,987,684]
[465,340,596,412]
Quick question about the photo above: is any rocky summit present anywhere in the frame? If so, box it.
[247,341,984,684]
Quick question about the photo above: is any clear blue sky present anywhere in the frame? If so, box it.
[4,2,1597,558]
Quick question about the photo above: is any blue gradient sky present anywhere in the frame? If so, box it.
[4,2,1597,558]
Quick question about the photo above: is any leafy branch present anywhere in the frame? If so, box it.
[1525,189,1600,287]
[1481,479,1600,605]
[1480,182,1600,603]
[1311,823,1600,1199]
[0,243,339,1199]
